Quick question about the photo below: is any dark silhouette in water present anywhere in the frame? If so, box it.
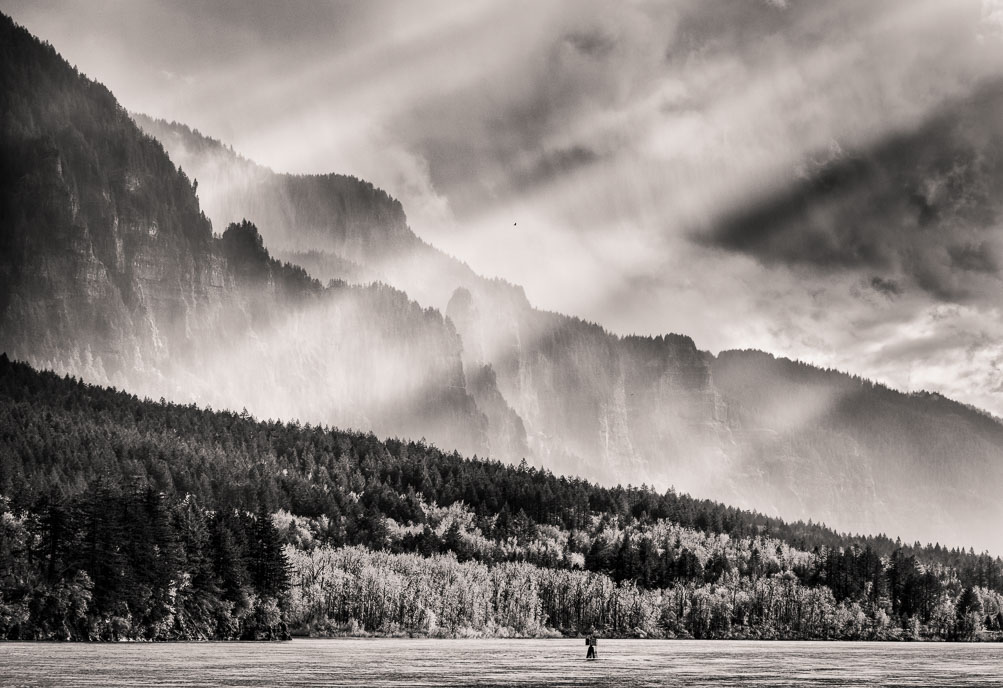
[586,634,598,660]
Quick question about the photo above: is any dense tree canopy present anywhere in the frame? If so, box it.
[2,356,1002,640]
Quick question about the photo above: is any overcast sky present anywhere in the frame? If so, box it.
[5,0,1003,416]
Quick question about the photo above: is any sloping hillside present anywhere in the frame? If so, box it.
[135,113,1003,553]
[2,356,1002,641]
[0,13,489,457]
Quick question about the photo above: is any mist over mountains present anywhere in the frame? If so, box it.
[134,115,1003,553]
[0,16,488,458]
[3,11,1003,555]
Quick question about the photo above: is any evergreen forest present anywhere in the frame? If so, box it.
[2,356,1001,641]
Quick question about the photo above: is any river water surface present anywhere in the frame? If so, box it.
[2,638,1001,686]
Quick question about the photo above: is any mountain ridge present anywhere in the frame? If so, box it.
[132,113,1003,553]
[0,13,493,459]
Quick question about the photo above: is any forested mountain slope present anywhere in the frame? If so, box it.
[134,114,538,463]
[711,350,1003,554]
[0,13,489,457]
[2,357,1002,641]
[132,116,742,508]
[136,113,1003,554]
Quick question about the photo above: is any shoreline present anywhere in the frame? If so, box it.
[3,636,1003,644]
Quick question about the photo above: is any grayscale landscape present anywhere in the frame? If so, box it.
[2,0,1003,684]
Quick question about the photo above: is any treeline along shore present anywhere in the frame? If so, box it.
[1,356,1002,641]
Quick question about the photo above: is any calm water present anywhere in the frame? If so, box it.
[2,639,1001,687]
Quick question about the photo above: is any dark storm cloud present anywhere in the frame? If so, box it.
[507,146,602,197]
[700,154,895,270]
[564,29,617,60]
[870,277,902,298]
[948,242,999,274]
[700,79,1003,303]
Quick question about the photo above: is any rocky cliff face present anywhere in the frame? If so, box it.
[0,14,487,458]
[447,288,735,493]
[131,111,1003,553]
[0,18,225,388]
[133,114,486,311]
[135,112,1003,552]
[133,118,746,489]
[135,115,549,462]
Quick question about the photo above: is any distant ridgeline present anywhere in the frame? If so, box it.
[135,71,1003,555]
[1,357,1002,641]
